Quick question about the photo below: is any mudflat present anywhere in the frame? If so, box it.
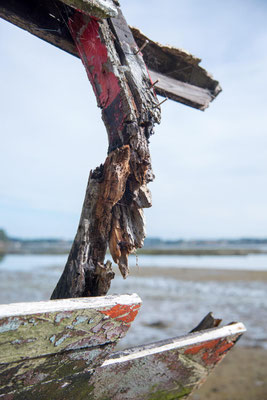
[128,266,267,282]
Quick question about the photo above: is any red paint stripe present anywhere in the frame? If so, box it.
[68,13,121,109]
[100,304,141,324]
[184,339,220,356]
[185,338,235,366]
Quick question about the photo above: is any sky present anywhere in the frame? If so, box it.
[1,0,267,240]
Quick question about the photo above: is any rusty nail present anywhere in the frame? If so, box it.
[135,40,149,55]
[154,98,168,108]
[150,79,159,89]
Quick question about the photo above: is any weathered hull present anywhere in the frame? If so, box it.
[0,296,245,399]
[0,294,141,398]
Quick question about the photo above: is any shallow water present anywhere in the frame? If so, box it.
[0,254,266,349]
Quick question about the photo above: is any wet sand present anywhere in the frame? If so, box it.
[127,266,267,282]
[192,346,267,400]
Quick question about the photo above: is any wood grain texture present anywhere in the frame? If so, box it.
[0,0,221,109]
[0,294,141,396]
[149,70,213,110]
[131,27,222,102]
[51,146,131,299]
[0,321,245,399]
[80,323,246,400]
[51,4,161,298]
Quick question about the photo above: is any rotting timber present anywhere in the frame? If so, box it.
[0,0,221,110]
[0,0,221,299]
[0,3,247,399]
[51,5,161,299]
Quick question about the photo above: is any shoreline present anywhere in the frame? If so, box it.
[1,247,267,256]
[119,266,267,282]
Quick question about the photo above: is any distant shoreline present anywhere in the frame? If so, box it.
[123,266,267,282]
[1,248,267,256]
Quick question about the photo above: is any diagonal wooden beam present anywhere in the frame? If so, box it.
[0,0,221,110]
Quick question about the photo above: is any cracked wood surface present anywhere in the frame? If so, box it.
[0,318,246,400]
[89,323,245,400]
[0,294,141,396]
[51,2,161,299]
[0,0,221,109]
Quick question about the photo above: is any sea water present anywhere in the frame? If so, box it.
[0,253,266,349]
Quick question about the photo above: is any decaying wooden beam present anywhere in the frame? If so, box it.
[149,70,215,110]
[1,0,221,298]
[0,0,221,109]
[51,146,131,299]
[131,26,222,106]
[51,3,160,299]
[190,312,222,333]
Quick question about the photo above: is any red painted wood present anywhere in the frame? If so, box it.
[68,13,127,150]
[184,337,235,366]
[100,303,141,324]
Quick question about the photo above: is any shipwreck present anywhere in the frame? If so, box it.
[0,0,245,399]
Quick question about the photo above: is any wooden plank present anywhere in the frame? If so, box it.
[131,27,222,100]
[0,322,246,399]
[89,323,246,400]
[0,294,141,363]
[149,70,214,110]
[0,0,221,109]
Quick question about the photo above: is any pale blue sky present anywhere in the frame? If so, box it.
[1,0,267,239]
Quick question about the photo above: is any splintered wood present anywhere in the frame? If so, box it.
[51,3,160,299]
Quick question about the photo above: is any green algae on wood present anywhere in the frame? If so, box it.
[147,386,192,400]
[0,294,141,397]
[0,295,141,363]
[85,322,246,400]
[0,312,245,399]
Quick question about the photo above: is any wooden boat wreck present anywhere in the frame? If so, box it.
[0,0,245,398]
[0,296,245,399]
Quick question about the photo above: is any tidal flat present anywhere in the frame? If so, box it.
[0,254,266,399]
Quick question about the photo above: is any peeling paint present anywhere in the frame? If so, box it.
[0,301,140,364]
[68,14,127,149]
[54,334,71,347]
[55,312,72,324]
[49,335,56,344]
[0,318,23,333]
[72,316,88,326]
[100,303,141,324]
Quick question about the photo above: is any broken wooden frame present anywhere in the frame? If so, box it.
[0,295,246,399]
[0,0,221,110]
[1,0,222,299]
